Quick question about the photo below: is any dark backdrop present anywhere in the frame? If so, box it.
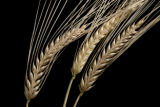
[5,0,160,107]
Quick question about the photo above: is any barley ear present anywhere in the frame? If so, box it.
[79,19,144,93]
[24,25,87,101]
[71,0,145,77]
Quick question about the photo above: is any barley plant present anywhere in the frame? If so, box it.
[24,0,160,107]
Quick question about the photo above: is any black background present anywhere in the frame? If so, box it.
[4,0,160,107]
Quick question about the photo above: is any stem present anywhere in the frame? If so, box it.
[63,76,76,107]
[73,93,83,107]
[26,99,30,107]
